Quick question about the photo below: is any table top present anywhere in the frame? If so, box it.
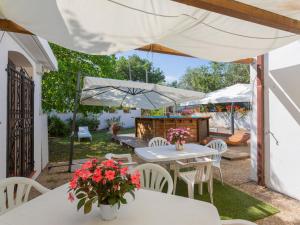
[135,143,218,162]
[0,184,221,225]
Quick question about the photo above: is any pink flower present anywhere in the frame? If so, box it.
[105,170,116,181]
[78,169,92,181]
[120,167,128,176]
[68,192,75,202]
[92,168,103,183]
[102,160,116,168]
[81,161,93,170]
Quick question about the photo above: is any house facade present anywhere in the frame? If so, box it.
[250,40,300,201]
[0,31,57,179]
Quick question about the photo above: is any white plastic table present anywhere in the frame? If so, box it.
[0,184,222,225]
[135,143,218,162]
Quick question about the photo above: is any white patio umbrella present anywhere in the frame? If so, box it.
[80,77,205,110]
[181,83,252,134]
[181,83,252,106]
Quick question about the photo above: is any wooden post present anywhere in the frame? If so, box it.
[230,102,235,135]
[68,71,81,172]
[257,55,265,186]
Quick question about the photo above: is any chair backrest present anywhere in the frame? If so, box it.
[176,159,213,183]
[134,163,173,194]
[0,177,49,215]
[78,126,89,133]
[105,153,133,163]
[148,137,168,147]
[206,139,227,162]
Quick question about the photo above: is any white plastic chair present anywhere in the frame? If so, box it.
[134,163,173,194]
[0,177,50,215]
[148,137,168,147]
[105,153,138,171]
[173,159,214,203]
[200,139,227,185]
[78,126,92,142]
[221,219,257,225]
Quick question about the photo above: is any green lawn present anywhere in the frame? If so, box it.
[175,179,279,221]
[49,128,134,162]
[49,128,279,222]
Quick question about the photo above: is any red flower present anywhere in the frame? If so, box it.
[131,171,141,189]
[68,192,75,202]
[78,169,92,181]
[91,158,98,164]
[120,167,128,176]
[92,168,103,183]
[105,170,116,181]
[69,176,78,189]
[81,161,93,170]
[102,160,116,168]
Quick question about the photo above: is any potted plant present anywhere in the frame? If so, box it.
[68,159,141,221]
[167,127,191,151]
[181,108,194,117]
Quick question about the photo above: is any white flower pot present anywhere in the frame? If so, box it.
[99,204,118,221]
[175,143,184,151]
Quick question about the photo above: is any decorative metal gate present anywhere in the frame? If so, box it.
[6,63,34,177]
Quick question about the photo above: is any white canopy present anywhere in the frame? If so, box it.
[181,83,252,106]
[80,77,205,109]
[0,0,300,62]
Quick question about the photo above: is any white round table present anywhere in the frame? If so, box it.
[0,184,222,225]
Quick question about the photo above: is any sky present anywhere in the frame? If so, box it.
[116,50,210,83]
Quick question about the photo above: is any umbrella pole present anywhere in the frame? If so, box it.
[230,102,235,135]
[68,71,81,172]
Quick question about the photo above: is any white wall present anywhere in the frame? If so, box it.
[263,40,300,200]
[0,32,49,179]
[196,112,251,131]
[53,109,141,130]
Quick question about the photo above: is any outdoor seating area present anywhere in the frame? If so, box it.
[1,0,300,225]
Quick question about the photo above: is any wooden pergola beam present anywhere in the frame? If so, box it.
[137,44,192,57]
[174,0,300,35]
[138,43,254,64]
[0,19,32,35]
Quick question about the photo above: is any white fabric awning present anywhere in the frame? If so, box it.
[181,83,252,106]
[80,77,205,109]
[0,0,300,62]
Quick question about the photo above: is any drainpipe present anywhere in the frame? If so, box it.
[257,55,265,186]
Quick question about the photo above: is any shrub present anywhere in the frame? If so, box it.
[48,115,68,137]
[68,115,99,131]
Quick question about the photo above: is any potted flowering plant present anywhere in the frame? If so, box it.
[181,108,194,117]
[167,127,191,151]
[68,159,141,221]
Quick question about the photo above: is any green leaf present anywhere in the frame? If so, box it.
[76,193,86,199]
[84,200,93,214]
[77,198,86,211]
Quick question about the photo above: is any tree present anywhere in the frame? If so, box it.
[116,54,165,84]
[179,62,249,93]
[42,43,120,114]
